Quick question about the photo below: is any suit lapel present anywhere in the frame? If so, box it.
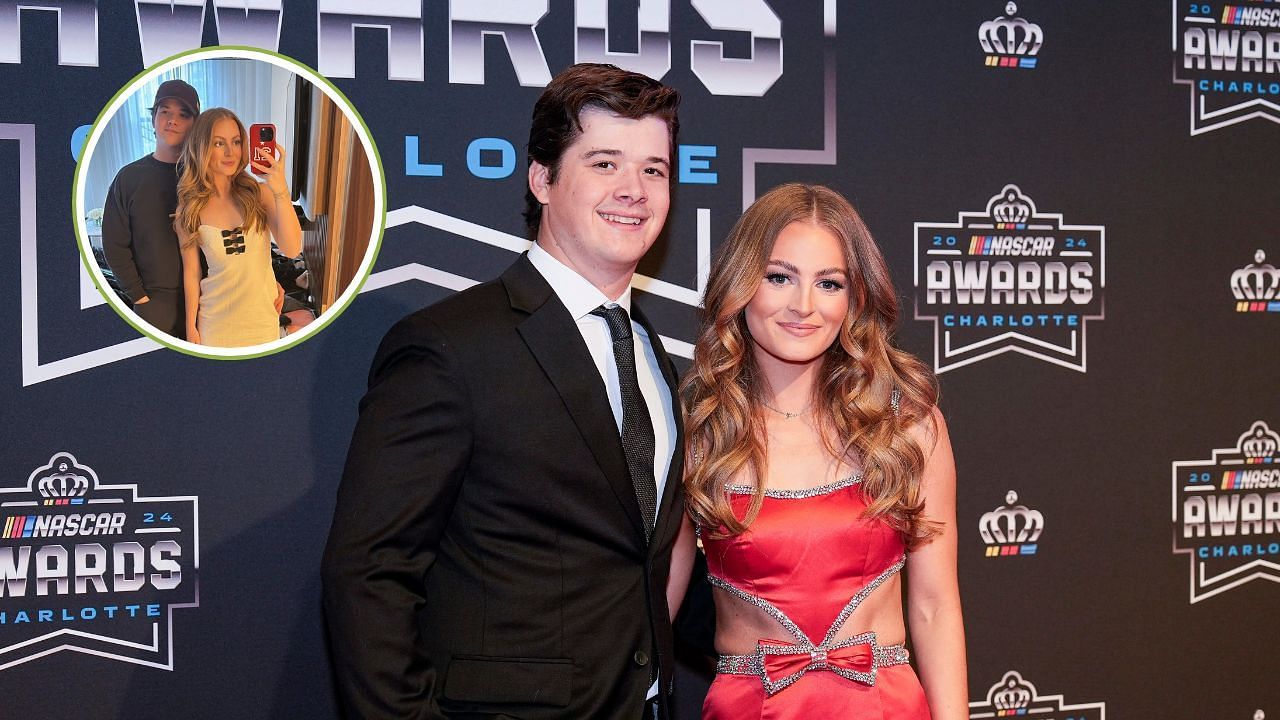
[504,256,648,543]
[630,301,687,552]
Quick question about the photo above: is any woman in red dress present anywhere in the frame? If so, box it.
[674,183,967,719]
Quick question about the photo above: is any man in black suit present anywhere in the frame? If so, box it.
[322,64,685,719]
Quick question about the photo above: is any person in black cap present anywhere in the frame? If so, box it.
[101,78,200,339]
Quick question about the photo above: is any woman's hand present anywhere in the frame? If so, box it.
[187,325,201,345]
[251,144,289,198]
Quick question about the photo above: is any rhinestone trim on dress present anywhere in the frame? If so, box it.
[724,474,863,499]
[707,574,810,646]
[821,555,905,647]
[708,554,909,694]
[715,641,910,681]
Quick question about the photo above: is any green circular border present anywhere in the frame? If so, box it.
[72,45,388,360]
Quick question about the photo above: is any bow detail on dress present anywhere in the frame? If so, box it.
[707,555,911,694]
[756,632,880,695]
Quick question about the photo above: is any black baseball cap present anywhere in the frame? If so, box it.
[151,79,200,116]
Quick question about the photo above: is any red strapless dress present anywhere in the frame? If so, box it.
[699,476,931,719]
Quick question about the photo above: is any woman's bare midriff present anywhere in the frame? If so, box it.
[712,572,907,656]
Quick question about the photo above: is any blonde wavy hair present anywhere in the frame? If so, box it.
[682,183,940,548]
[174,107,267,248]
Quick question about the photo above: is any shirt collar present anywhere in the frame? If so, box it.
[528,242,632,320]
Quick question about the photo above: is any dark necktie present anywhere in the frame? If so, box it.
[591,305,657,541]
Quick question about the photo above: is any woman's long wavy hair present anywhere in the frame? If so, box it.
[682,183,940,548]
[175,107,266,248]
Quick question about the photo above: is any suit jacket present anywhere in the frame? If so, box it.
[322,254,686,719]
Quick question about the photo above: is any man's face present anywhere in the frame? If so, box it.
[530,108,671,284]
[152,98,195,152]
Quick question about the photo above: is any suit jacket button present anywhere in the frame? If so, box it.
[633,650,650,667]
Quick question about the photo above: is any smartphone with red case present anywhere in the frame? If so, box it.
[248,123,276,174]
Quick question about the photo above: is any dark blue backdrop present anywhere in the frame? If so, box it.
[1,2,1277,718]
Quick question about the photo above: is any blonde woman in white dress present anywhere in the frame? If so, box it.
[175,107,301,347]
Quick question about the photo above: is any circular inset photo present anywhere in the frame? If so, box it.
[74,46,385,358]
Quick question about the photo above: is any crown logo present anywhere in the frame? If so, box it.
[35,454,91,498]
[1230,249,1279,301]
[979,3,1044,58]
[993,671,1034,710]
[1239,421,1279,459]
[979,490,1045,543]
[985,184,1036,224]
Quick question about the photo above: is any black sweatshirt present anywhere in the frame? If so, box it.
[100,154,183,301]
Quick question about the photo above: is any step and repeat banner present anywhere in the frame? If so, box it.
[1,2,1277,718]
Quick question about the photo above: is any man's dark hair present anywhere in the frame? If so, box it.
[523,63,680,235]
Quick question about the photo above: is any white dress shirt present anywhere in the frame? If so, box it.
[527,242,676,526]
